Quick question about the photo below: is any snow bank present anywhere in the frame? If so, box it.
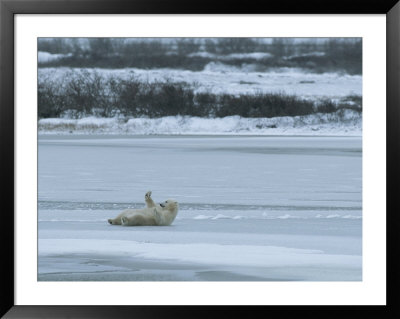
[225,52,273,60]
[286,52,326,59]
[187,52,273,60]
[39,67,362,98]
[187,52,219,58]
[38,51,72,63]
[203,62,260,73]
[38,113,362,136]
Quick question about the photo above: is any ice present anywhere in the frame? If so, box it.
[38,135,362,281]
[193,215,213,220]
[39,239,360,269]
[211,214,231,220]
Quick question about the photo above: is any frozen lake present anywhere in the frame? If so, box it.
[38,135,362,281]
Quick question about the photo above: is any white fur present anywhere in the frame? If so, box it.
[108,191,178,226]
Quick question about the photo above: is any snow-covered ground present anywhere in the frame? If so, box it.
[38,67,361,98]
[38,52,72,63]
[38,65,362,136]
[38,112,361,136]
[38,135,362,281]
[187,51,274,60]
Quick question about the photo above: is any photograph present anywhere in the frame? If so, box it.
[2,1,398,316]
[37,37,363,282]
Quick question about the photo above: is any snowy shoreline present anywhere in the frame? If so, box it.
[38,113,362,136]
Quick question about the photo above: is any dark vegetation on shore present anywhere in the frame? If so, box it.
[38,70,362,119]
[38,38,362,75]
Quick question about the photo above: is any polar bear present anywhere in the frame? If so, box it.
[108,191,178,226]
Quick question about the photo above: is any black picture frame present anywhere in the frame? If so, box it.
[1,0,399,318]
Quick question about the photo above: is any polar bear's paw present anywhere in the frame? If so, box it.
[145,191,152,200]
[121,216,128,225]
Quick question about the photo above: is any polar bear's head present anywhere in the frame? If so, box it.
[160,199,178,213]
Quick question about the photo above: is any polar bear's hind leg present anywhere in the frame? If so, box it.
[121,214,156,226]
[121,216,128,225]
[108,218,120,225]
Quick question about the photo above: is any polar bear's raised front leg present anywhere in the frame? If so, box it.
[145,191,156,208]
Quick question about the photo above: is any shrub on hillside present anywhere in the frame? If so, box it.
[38,70,362,119]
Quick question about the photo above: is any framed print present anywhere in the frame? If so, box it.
[1,0,399,318]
